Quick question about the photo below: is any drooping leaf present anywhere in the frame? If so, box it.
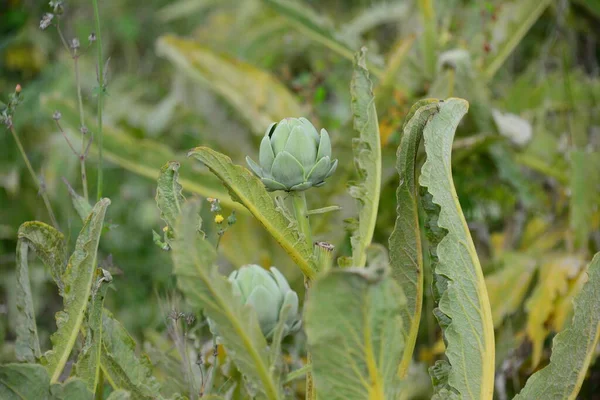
[40,95,240,211]
[485,253,537,327]
[156,35,304,134]
[482,0,552,81]
[419,98,495,399]
[524,255,585,368]
[76,270,112,393]
[304,265,405,400]
[514,253,600,400]
[16,221,66,294]
[42,199,111,383]
[156,161,185,231]
[348,48,382,268]
[188,147,316,279]
[100,311,161,399]
[0,363,50,400]
[388,99,439,376]
[171,201,280,400]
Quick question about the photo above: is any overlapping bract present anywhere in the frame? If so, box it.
[246,118,337,191]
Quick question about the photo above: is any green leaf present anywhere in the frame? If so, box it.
[514,253,600,400]
[0,363,50,400]
[16,222,67,295]
[388,99,439,376]
[348,48,382,269]
[188,147,316,279]
[171,201,280,400]
[100,311,162,399]
[40,95,241,212]
[62,178,93,221]
[76,270,112,393]
[304,265,405,400]
[49,378,93,400]
[419,98,495,399]
[156,161,185,231]
[482,0,552,81]
[42,199,111,383]
[156,35,304,134]
[417,0,438,79]
[14,221,65,362]
[570,150,600,251]
[106,390,132,400]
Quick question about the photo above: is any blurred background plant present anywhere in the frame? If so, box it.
[1,0,599,398]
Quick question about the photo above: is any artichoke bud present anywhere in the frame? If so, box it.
[210,265,301,340]
[246,117,338,191]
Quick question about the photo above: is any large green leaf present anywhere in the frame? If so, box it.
[348,48,382,268]
[0,364,93,400]
[388,99,439,376]
[171,201,280,400]
[304,265,405,400]
[419,99,495,399]
[42,199,111,383]
[0,363,50,400]
[188,147,316,279]
[100,311,162,399]
[40,95,240,211]
[14,221,66,362]
[156,35,304,134]
[514,253,600,400]
[75,270,111,393]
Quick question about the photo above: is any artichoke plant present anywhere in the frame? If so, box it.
[246,117,338,191]
[212,264,301,340]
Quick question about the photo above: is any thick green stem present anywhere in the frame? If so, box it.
[291,192,312,250]
[9,126,59,229]
[92,0,104,201]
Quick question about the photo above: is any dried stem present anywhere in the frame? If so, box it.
[8,125,59,229]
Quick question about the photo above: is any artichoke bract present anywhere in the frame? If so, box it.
[212,264,301,340]
[246,117,338,191]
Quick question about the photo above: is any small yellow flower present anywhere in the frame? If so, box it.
[162,226,169,232]
[214,214,224,224]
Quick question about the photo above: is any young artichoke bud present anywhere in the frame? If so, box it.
[246,117,338,191]
[215,264,301,340]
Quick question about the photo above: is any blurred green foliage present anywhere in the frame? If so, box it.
[1,0,600,398]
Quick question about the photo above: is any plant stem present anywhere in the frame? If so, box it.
[73,51,89,202]
[92,0,104,201]
[291,192,312,250]
[9,126,59,229]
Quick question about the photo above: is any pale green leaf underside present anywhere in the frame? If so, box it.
[513,252,600,400]
[156,34,304,134]
[172,201,280,400]
[188,147,315,278]
[388,99,439,376]
[100,311,162,399]
[43,199,110,383]
[75,273,110,393]
[40,95,242,212]
[156,161,186,230]
[106,389,132,400]
[349,48,382,268]
[419,98,495,399]
[304,267,405,400]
